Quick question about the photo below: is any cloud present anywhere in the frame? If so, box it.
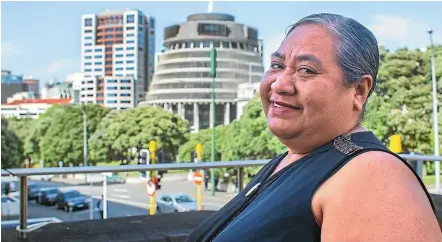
[1,42,23,57]
[47,58,76,74]
[368,15,442,49]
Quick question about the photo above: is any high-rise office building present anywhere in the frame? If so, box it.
[1,70,40,103]
[142,13,264,132]
[80,9,155,109]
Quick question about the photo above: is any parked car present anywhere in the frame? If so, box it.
[1,195,19,217]
[107,174,126,184]
[27,182,41,201]
[55,190,90,212]
[156,194,198,214]
[37,188,60,205]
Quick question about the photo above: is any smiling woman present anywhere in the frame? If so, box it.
[186,13,441,242]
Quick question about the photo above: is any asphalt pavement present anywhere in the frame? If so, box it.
[17,173,236,223]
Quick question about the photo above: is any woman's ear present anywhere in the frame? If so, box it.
[353,75,373,112]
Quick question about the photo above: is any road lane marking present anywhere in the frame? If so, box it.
[113,194,130,199]
[113,188,128,192]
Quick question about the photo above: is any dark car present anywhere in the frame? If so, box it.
[37,188,60,205]
[55,190,90,212]
[27,183,40,201]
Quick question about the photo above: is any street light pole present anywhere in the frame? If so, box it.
[210,48,217,196]
[80,104,88,168]
[428,29,440,192]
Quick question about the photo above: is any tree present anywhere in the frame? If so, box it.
[39,104,109,167]
[1,119,23,168]
[104,106,189,163]
[89,110,123,164]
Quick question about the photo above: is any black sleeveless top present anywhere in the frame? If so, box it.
[186,132,435,242]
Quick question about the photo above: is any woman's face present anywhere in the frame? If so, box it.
[260,24,358,145]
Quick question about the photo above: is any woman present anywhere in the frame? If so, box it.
[186,13,441,241]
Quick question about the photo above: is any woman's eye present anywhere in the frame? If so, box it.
[298,67,316,74]
[270,63,283,69]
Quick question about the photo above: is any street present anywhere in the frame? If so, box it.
[19,173,235,223]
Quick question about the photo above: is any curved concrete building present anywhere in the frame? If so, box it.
[141,13,264,132]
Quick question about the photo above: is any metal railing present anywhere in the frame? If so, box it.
[1,154,440,240]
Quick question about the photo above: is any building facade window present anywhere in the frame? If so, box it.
[85,49,92,53]
[107,100,117,104]
[94,62,103,65]
[107,93,117,97]
[116,47,123,51]
[94,55,103,58]
[85,29,92,33]
[94,68,102,72]
[127,26,135,30]
[127,67,134,70]
[84,62,92,66]
[107,86,117,90]
[85,69,92,72]
[85,36,92,40]
[116,67,123,71]
[126,60,134,64]
[94,48,102,52]
[127,33,135,37]
[127,53,134,57]
[116,54,123,58]
[85,56,92,59]
[121,87,131,90]
[121,93,131,96]
[121,100,131,104]
[116,61,123,64]
[107,79,117,83]
[121,79,131,83]
[127,47,134,51]
[127,40,134,44]
[84,18,92,26]
[127,14,135,23]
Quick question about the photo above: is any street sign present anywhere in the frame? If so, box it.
[194,171,203,185]
[146,180,156,196]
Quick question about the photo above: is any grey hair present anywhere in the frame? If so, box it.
[286,13,379,119]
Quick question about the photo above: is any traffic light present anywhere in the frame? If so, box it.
[139,150,149,178]
[210,48,217,78]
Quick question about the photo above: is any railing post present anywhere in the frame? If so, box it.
[238,167,244,192]
[18,176,28,240]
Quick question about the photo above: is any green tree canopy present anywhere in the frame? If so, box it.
[1,119,23,168]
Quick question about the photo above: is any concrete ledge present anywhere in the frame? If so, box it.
[1,211,215,242]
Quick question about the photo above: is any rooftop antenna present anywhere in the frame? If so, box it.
[207,0,213,13]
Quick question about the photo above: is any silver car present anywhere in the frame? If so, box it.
[156,194,198,214]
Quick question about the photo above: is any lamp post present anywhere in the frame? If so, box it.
[428,29,440,192]
[80,104,88,168]
[210,48,217,196]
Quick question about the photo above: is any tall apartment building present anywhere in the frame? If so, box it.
[1,70,40,103]
[80,9,155,109]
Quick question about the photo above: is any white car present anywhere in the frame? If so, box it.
[1,195,20,217]
[156,194,198,214]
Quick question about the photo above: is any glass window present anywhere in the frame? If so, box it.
[107,93,117,97]
[94,62,102,65]
[121,100,131,104]
[203,41,210,48]
[213,41,220,48]
[105,28,113,33]
[85,69,92,72]
[97,100,104,104]
[107,86,117,90]
[84,43,92,46]
[85,29,92,33]
[127,40,134,44]
[94,68,102,72]
[107,100,117,104]
[121,79,131,83]
[127,53,134,57]
[116,54,123,58]
[116,67,123,71]
[107,79,117,83]
[126,60,134,64]
[127,26,135,30]
[116,74,123,77]
[84,62,92,66]
[84,18,92,27]
[121,86,131,90]
[116,27,123,31]
[116,61,123,64]
[84,56,92,59]
[222,41,230,48]
[127,33,135,37]
[232,42,238,49]
[95,48,102,52]
[85,36,92,40]
[93,55,102,59]
[127,47,134,51]
[138,47,143,51]
[116,47,123,51]
[127,14,135,23]
[127,67,134,70]
[105,41,113,46]
[85,49,92,53]
[194,41,201,48]
[116,34,123,38]
[121,93,131,96]
[105,61,112,65]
